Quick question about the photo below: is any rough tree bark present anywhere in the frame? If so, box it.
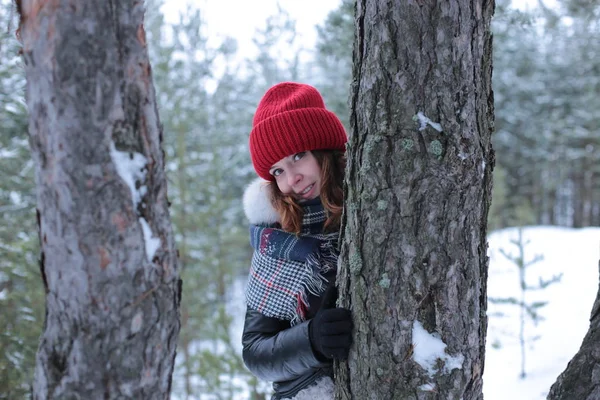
[16,1,181,398]
[335,1,495,399]
[546,257,600,400]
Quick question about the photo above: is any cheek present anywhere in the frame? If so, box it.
[309,159,322,177]
[275,177,292,194]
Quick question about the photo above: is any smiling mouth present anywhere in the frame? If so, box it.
[299,184,314,196]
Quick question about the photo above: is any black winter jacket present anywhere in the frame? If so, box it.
[242,307,332,399]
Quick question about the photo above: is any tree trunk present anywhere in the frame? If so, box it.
[546,258,600,400]
[571,169,584,228]
[582,158,593,227]
[335,1,495,399]
[17,1,181,398]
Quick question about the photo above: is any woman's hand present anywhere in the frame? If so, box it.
[308,285,353,360]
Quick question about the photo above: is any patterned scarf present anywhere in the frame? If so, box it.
[246,199,339,326]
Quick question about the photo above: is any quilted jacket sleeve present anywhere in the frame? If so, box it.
[241,307,328,382]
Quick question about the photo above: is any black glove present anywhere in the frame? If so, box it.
[308,284,353,360]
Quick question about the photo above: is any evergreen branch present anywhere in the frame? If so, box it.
[524,254,544,268]
[489,296,519,305]
[526,273,563,290]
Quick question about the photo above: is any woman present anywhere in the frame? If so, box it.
[242,82,353,400]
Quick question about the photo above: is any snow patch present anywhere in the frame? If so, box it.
[0,269,9,300]
[415,111,443,132]
[412,320,465,377]
[119,383,133,397]
[131,311,144,334]
[139,218,161,261]
[0,148,18,158]
[109,141,148,208]
[110,141,160,261]
[9,191,22,205]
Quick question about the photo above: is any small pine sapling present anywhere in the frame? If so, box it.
[489,227,562,379]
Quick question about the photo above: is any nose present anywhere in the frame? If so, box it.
[287,170,302,187]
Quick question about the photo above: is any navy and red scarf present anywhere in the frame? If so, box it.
[245,199,339,325]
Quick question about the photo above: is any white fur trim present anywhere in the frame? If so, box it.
[243,178,280,225]
[286,377,334,400]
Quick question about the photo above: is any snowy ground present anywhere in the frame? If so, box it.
[198,226,600,399]
[484,226,599,400]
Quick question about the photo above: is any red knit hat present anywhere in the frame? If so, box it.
[249,82,347,181]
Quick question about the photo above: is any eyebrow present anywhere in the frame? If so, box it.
[270,156,291,172]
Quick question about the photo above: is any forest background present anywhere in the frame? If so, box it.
[1,0,598,398]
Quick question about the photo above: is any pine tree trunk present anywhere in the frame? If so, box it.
[572,170,584,228]
[582,160,593,227]
[546,258,600,400]
[17,1,181,398]
[335,1,495,399]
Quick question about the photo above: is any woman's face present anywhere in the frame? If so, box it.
[269,151,322,200]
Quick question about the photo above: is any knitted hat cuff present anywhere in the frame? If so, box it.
[250,107,346,180]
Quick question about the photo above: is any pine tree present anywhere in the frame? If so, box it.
[16,1,181,397]
[314,0,355,130]
[492,0,600,228]
[540,0,600,227]
[0,2,44,397]
[489,228,561,378]
[145,2,267,397]
[335,0,495,398]
[246,5,305,91]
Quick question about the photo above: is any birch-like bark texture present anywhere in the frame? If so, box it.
[335,1,495,399]
[17,1,180,398]
[546,259,600,400]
